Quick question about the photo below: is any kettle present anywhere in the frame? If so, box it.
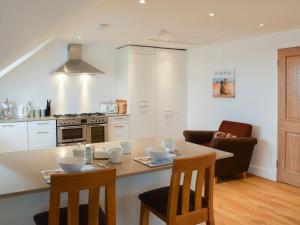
[17,104,30,118]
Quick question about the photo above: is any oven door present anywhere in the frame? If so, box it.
[57,125,87,144]
[87,124,107,144]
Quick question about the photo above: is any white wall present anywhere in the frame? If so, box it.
[187,28,300,180]
[0,41,117,114]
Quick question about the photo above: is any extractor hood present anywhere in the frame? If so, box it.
[54,44,104,75]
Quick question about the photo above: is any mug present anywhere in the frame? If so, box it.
[161,138,176,153]
[108,147,123,164]
[120,141,132,154]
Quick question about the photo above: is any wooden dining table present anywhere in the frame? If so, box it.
[0,137,233,225]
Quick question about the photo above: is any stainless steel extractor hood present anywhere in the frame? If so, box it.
[54,44,104,75]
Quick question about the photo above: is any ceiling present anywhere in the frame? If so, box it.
[1,0,300,70]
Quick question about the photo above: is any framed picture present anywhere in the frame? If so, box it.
[213,69,235,98]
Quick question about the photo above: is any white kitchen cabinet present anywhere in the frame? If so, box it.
[117,47,157,139]
[28,120,56,150]
[117,46,187,139]
[156,49,187,139]
[0,122,28,153]
[107,116,130,141]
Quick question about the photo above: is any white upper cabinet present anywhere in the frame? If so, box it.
[156,49,187,139]
[117,46,186,140]
[0,122,28,153]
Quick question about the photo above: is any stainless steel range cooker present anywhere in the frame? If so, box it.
[55,113,108,146]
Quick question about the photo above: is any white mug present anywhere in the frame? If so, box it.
[120,141,132,154]
[161,138,176,153]
[108,147,123,164]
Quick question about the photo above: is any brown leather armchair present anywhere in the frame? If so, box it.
[183,120,257,178]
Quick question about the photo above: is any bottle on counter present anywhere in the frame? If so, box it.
[85,146,94,164]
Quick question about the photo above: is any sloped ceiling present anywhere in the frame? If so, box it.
[1,0,300,73]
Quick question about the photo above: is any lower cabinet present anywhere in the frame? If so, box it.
[0,122,28,153]
[28,120,56,150]
[107,116,130,141]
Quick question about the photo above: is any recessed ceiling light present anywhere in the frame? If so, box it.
[209,13,215,17]
[259,23,264,27]
[139,0,146,4]
[77,36,82,40]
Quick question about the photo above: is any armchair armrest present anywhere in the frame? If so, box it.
[211,137,257,152]
[183,130,215,145]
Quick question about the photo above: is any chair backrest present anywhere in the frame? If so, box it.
[49,168,116,225]
[218,120,252,137]
[167,153,216,225]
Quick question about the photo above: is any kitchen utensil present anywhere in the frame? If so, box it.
[58,157,85,173]
[146,146,169,160]
[107,147,123,163]
[161,138,176,153]
[33,109,41,117]
[17,104,30,118]
[73,143,86,157]
[120,141,132,154]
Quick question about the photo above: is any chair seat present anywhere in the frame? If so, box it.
[139,186,203,217]
[33,204,105,225]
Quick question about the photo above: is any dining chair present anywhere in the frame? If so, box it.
[33,168,116,225]
[139,153,216,225]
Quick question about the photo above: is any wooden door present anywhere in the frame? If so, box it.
[278,47,300,187]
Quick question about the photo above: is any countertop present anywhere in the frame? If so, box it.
[0,116,57,123]
[0,114,129,123]
[0,137,233,199]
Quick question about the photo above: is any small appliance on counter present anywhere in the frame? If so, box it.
[116,99,127,114]
[1,98,15,118]
[45,100,51,116]
[17,104,30,118]
[99,101,118,114]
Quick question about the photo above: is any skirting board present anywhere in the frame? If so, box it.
[248,164,277,181]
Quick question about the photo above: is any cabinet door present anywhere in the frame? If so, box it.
[107,123,130,141]
[28,129,56,150]
[0,122,28,152]
[156,49,187,139]
[128,52,157,138]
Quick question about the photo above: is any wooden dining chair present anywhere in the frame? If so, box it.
[139,153,216,225]
[33,168,116,225]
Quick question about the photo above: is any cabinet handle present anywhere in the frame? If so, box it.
[114,125,125,128]
[1,124,15,127]
[37,131,49,134]
[37,122,49,125]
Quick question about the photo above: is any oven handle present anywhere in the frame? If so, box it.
[89,124,108,128]
[58,125,87,130]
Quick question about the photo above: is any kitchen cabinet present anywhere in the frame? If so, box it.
[28,120,56,150]
[156,49,187,138]
[107,116,130,141]
[0,122,28,153]
[117,46,186,139]
[117,47,157,139]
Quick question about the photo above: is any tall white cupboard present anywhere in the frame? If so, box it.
[117,46,186,139]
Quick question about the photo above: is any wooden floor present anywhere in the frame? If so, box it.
[213,175,300,225]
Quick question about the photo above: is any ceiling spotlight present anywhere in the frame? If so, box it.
[209,13,215,17]
[77,36,82,40]
[259,23,264,27]
[139,0,146,4]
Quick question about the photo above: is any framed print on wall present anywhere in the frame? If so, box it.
[213,69,235,98]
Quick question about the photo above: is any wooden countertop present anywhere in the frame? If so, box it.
[0,138,233,199]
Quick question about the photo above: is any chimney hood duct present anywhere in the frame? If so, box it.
[54,44,104,75]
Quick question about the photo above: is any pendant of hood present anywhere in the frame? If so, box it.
[54,44,104,75]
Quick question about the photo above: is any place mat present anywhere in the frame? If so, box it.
[40,165,96,184]
[134,151,182,168]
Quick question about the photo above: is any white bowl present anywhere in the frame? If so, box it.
[146,146,169,160]
[58,157,85,173]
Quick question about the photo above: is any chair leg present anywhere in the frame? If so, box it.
[214,177,218,184]
[140,202,150,225]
